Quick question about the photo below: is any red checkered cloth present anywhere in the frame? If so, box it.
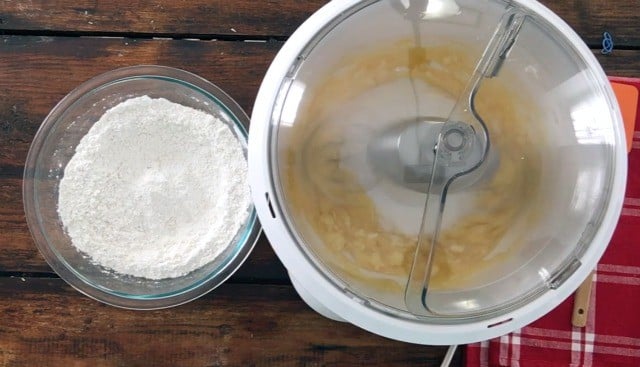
[465,78,640,367]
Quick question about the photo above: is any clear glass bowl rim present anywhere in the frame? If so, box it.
[23,65,262,310]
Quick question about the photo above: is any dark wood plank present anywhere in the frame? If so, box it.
[1,35,639,180]
[0,36,290,278]
[595,50,640,77]
[0,176,288,281]
[0,277,460,367]
[0,178,38,271]
[0,35,281,176]
[0,0,327,38]
[541,0,640,47]
[1,1,638,47]
[1,36,640,275]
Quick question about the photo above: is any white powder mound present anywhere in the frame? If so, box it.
[58,96,251,279]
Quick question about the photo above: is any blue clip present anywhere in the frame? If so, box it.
[602,32,614,55]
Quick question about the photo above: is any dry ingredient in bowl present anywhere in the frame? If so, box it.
[58,96,250,279]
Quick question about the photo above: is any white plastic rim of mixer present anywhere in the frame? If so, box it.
[248,0,627,345]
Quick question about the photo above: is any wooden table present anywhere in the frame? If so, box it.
[0,1,638,366]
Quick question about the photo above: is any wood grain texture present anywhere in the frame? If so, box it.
[0,36,289,277]
[0,277,460,367]
[0,38,638,179]
[0,0,327,38]
[0,1,638,47]
[595,50,640,77]
[0,175,287,281]
[1,35,640,275]
[542,0,640,47]
[0,36,280,177]
[0,178,38,272]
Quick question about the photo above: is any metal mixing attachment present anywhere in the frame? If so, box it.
[371,3,527,315]
[368,117,485,194]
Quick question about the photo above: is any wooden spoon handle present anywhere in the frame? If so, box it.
[572,271,595,328]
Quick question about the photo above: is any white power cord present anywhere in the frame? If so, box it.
[440,345,458,367]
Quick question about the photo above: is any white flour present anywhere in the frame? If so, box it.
[58,96,251,279]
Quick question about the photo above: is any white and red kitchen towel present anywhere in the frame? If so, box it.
[465,77,640,367]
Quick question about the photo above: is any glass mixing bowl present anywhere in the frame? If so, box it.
[23,65,261,309]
